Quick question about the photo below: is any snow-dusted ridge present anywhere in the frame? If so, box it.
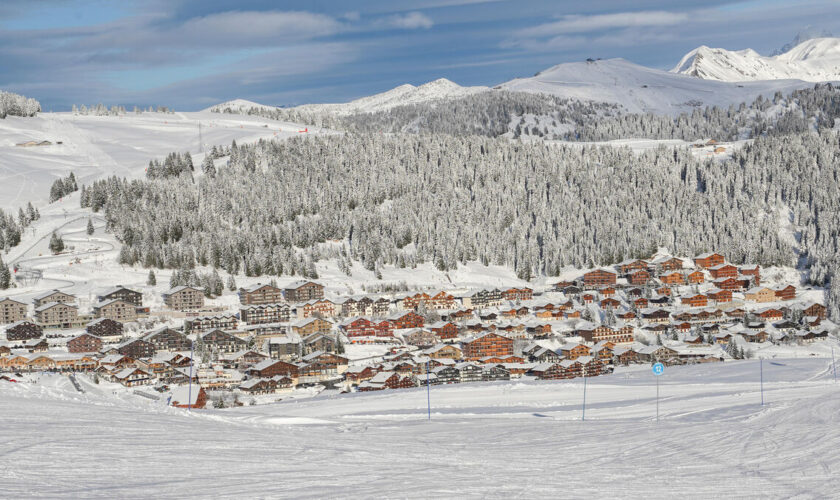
[673,37,840,82]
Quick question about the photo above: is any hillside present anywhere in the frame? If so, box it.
[498,58,817,115]
[673,37,840,82]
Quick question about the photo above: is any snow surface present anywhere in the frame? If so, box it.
[499,58,820,115]
[673,37,840,83]
[0,111,317,212]
[2,358,839,497]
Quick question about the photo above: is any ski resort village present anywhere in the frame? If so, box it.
[5,2,840,496]
[0,246,834,407]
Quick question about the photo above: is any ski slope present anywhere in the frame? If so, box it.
[499,58,818,115]
[0,111,316,212]
[1,358,838,497]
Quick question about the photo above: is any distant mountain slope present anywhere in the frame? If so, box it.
[292,78,488,116]
[204,99,277,113]
[498,58,812,115]
[673,38,840,82]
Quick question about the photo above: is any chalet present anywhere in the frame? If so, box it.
[387,311,424,330]
[112,367,154,387]
[617,259,650,274]
[694,253,725,269]
[290,317,333,337]
[613,346,638,365]
[627,270,651,285]
[708,264,738,279]
[707,288,732,304]
[461,289,503,309]
[297,299,338,319]
[501,287,533,302]
[686,271,705,284]
[745,287,776,303]
[636,345,679,364]
[659,272,685,286]
[592,341,615,364]
[655,257,684,272]
[169,386,208,409]
[725,308,746,319]
[0,345,10,357]
[302,333,337,354]
[268,336,301,360]
[24,338,48,353]
[340,317,376,338]
[742,330,768,343]
[220,350,267,369]
[803,302,827,321]
[428,321,458,341]
[240,303,291,325]
[581,269,616,289]
[86,318,123,339]
[67,333,102,353]
[681,294,708,308]
[600,297,621,310]
[403,329,437,347]
[424,344,462,360]
[92,299,137,323]
[740,265,761,285]
[432,366,460,384]
[398,292,431,311]
[634,297,649,309]
[456,362,483,383]
[675,322,692,333]
[32,289,75,308]
[774,285,796,301]
[482,365,511,381]
[34,302,78,329]
[530,361,576,380]
[96,286,143,307]
[617,310,637,321]
[428,291,458,310]
[559,342,591,360]
[641,309,671,324]
[201,329,248,353]
[163,286,204,310]
[0,298,28,324]
[142,327,190,352]
[239,378,279,394]
[248,359,301,379]
[116,338,156,359]
[577,325,634,345]
[755,308,784,321]
[185,314,238,333]
[300,351,348,378]
[283,281,324,303]
[238,283,285,305]
[5,320,43,341]
[462,332,513,361]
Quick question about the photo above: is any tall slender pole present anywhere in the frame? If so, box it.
[582,367,587,421]
[656,374,659,421]
[188,339,195,412]
[760,358,764,406]
[426,361,431,421]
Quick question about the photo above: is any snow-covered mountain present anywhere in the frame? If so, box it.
[673,37,840,82]
[498,58,813,115]
[204,98,277,113]
[293,78,488,116]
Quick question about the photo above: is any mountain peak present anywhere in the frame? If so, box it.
[672,37,840,82]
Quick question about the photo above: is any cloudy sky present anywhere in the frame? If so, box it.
[2,0,839,110]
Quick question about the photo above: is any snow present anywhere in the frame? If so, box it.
[0,111,317,212]
[673,37,840,83]
[498,58,820,115]
[2,358,840,497]
[291,78,489,116]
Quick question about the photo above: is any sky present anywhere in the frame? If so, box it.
[2,0,839,111]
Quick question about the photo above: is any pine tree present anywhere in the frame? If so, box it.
[227,274,237,291]
[0,257,11,289]
[86,218,94,235]
[147,270,157,286]
[49,232,64,254]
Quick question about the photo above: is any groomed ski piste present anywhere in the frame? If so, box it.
[2,357,838,498]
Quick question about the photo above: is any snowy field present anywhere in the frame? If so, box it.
[1,358,838,498]
[0,111,316,211]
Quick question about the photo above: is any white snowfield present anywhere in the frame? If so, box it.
[498,58,819,115]
[0,111,315,212]
[673,37,840,83]
[292,78,489,116]
[1,358,838,498]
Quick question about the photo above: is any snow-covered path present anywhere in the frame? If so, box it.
[1,359,838,498]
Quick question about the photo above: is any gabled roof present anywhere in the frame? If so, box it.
[32,289,74,301]
[35,301,77,313]
[164,285,204,295]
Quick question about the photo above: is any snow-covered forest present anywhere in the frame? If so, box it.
[0,90,40,118]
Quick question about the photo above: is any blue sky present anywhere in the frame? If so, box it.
[2,0,839,110]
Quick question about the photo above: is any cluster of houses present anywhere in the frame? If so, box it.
[1,252,836,403]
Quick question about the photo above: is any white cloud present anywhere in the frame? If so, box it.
[179,10,342,45]
[517,11,689,38]
[385,12,434,30]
